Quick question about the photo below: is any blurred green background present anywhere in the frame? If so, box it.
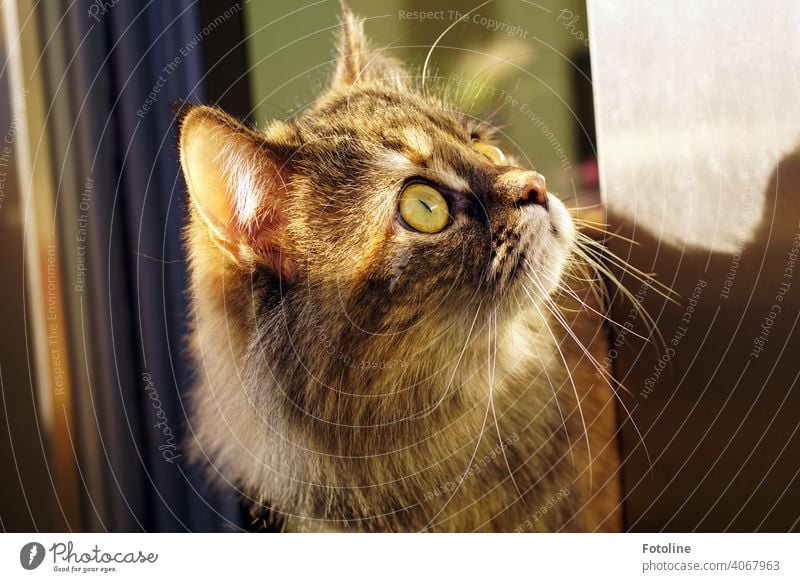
[243,0,593,198]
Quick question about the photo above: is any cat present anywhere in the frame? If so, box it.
[178,1,622,532]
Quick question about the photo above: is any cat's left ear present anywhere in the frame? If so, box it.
[179,105,297,281]
[333,0,406,89]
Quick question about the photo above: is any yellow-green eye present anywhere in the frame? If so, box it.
[399,183,449,233]
[474,142,507,165]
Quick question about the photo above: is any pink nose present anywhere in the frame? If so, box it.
[516,172,548,209]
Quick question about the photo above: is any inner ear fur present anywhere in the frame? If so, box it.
[178,105,296,280]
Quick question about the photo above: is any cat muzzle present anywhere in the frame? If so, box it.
[513,171,549,210]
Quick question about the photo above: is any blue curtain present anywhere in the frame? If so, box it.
[43,0,244,531]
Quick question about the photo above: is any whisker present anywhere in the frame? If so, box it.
[532,271,628,391]
[564,203,604,212]
[572,217,610,226]
[542,273,651,343]
[577,235,660,280]
[571,244,669,356]
[573,220,641,245]
[421,308,492,531]
[422,0,494,91]
[563,251,610,309]
[520,283,594,490]
[420,301,483,419]
[527,272,653,474]
[511,295,574,464]
[577,235,678,300]
[422,396,492,531]
[488,309,525,501]
[530,273,618,391]
[571,246,660,331]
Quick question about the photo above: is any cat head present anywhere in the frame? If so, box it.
[179,2,575,342]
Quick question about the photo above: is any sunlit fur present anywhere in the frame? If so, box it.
[179,3,614,532]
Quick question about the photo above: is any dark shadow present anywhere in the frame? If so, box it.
[607,143,800,532]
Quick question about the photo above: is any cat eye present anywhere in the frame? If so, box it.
[399,183,450,234]
[474,142,507,165]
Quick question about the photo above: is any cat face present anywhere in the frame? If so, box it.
[179,6,574,339]
[180,6,592,530]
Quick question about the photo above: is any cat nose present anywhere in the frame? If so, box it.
[515,172,548,210]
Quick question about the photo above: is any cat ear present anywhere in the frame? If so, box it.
[333,0,406,89]
[179,105,296,280]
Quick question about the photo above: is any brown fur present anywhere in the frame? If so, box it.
[178,3,620,532]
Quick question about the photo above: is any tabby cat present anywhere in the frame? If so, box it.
[178,2,621,532]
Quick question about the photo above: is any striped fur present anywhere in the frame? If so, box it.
[178,2,620,532]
